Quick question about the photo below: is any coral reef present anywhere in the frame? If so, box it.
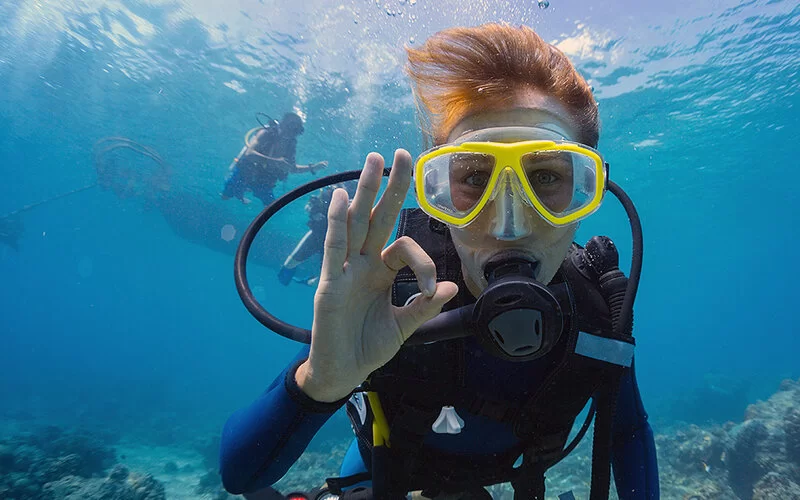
[653,377,800,499]
[3,378,800,499]
[726,419,770,498]
[752,472,800,499]
[727,378,800,498]
[654,424,736,499]
[0,426,165,500]
[664,424,728,474]
[1,425,116,480]
[195,469,237,500]
[127,471,167,500]
[38,469,166,500]
[785,408,800,465]
[273,439,351,494]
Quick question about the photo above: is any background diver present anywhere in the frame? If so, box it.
[220,23,658,500]
[278,183,357,286]
[221,112,329,206]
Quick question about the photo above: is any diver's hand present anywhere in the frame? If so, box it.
[296,150,458,402]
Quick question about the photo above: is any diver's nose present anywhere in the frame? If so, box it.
[488,168,534,241]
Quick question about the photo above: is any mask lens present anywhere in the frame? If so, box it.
[521,150,598,217]
[422,152,496,218]
[418,141,604,227]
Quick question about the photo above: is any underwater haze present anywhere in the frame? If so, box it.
[1,0,799,498]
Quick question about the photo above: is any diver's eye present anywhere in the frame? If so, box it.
[465,171,491,188]
[448,153,494,189]
[531,170,561,186]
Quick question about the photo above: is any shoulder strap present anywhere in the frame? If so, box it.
[514,243,633,500]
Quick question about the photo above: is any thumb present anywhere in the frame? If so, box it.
[395,281,459,341]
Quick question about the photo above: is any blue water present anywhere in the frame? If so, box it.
[1,0,798,492]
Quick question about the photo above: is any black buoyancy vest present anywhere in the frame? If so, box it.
[252,123,280,157]
[338,208,635,499]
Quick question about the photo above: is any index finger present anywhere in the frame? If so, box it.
[319,188,350,280]
[362,149,413,254]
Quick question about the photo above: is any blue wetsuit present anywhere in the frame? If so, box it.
[220,342,659,498]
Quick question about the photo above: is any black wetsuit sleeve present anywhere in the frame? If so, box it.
[219,346,350,494]
[610,359,660,499]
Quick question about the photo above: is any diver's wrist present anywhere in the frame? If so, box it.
[295,360,350,403]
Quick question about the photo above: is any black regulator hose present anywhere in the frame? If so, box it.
[233,169,388,343]
[233,172,643,346]
[606,180,643,336]
[255,112,275,129]
[543,181,643,470]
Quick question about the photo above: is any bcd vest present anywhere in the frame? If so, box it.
[329,208,635,500]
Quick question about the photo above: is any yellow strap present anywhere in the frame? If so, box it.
[366,391,391,448]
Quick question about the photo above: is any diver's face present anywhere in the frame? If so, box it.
[280,117,305,136]
[445,88,582,295]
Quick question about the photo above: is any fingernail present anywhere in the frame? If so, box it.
[424,278,436,297]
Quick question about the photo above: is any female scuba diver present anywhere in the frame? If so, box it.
[221,23,659,500]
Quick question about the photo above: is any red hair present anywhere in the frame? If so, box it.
[405,23,599,147]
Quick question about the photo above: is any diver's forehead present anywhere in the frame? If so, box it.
[448,108,577,143]
[454,126,568,144]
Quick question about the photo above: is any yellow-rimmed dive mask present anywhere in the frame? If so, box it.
[414,126,608,239]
